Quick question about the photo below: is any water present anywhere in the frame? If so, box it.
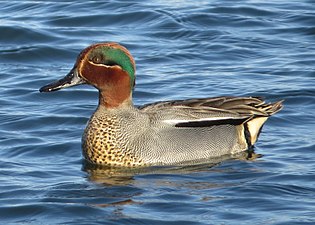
[1,0,315,224]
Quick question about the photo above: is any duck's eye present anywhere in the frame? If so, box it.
[91,56,101,64]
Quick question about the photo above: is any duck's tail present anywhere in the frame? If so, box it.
[257,99,284,115]
[245,100,283,146]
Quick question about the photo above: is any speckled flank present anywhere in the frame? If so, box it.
[82,113,146,167]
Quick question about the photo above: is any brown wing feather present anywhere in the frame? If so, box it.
[139,96,283,117]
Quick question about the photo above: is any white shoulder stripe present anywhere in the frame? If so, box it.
[162,117,235,125]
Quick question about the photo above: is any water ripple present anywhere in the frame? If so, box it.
[0,1,315,224]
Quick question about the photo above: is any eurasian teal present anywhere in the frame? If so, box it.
[40,42,283,167]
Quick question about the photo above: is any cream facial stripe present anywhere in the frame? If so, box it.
[87,46,135,86]
[103,47,135,82]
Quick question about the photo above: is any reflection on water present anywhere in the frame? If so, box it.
[83,150,259,186]
[1,0,314,224]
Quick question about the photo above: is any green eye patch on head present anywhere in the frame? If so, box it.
[88,45,136,87]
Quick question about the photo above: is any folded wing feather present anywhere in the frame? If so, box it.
[139,96,282,128]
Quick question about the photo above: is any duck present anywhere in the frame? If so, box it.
[39,42,283,167]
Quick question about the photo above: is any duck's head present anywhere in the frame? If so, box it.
[40,42,136,108]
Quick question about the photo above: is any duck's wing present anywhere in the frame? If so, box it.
[139,96,283,127]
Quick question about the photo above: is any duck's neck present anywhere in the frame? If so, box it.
[99,86,133,109]
[89,67,134,109]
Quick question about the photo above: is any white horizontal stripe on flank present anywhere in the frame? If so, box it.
[162,117,235,125]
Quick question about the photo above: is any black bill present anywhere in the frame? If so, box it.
[39,68,85,92]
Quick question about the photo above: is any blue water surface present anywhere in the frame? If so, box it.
[0,1,315,224]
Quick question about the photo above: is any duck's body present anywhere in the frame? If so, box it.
[40,42,283,167]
